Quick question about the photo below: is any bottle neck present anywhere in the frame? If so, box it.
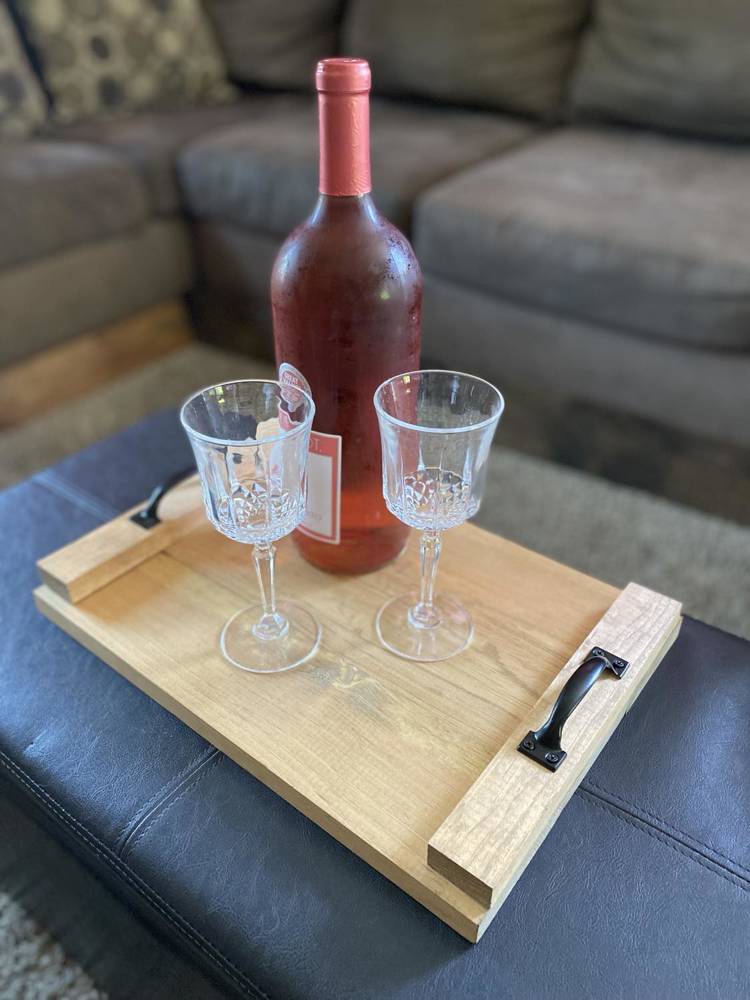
[318,90,371,198]
[310,192,378,226]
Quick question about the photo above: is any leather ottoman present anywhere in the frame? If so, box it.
[2,411,748,999]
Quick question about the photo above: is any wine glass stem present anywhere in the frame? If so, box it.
[409,529,442,630]
[252,541,289,641]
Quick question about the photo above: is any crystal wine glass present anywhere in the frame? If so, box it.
[181,379,320,673]
[373,370,504,662]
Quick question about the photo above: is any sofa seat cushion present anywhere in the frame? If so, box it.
[46,101,256,215]
[0,220,192,368]
[0,140,148,270]
[178,95,535,235]
[415,127,750,350]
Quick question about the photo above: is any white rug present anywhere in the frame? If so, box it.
[0,893,105,1000]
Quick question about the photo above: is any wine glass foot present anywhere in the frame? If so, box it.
[220,600,321,674]
[375,591,473,662]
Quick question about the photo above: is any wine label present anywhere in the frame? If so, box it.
[298,431,342,545]
[278,362,342,545]
[278,362,312,399]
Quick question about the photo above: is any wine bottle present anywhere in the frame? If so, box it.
[271,58,422,574]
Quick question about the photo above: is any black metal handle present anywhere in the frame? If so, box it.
[130,466,195,529]
[517,646,629,771]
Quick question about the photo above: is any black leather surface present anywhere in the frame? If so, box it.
[0,787,228,1000]
[2,410,749,999]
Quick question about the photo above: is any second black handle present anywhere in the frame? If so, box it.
[518,646,629,771]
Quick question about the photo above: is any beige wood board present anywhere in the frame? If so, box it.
[428,583,682,911]
[37,474,203,603]
[35,516,679,942]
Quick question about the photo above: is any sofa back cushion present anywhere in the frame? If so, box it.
[205,0,341,90]
[0,5,46,135]
[342,0,591,119]
[15,0,236,125]
[570,0,750,139]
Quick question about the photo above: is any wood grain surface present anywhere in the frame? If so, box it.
[37,474,202,602]
[428,583,681,913]
[35,511,679,941]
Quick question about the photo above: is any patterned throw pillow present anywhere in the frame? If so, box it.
[16,0,236,124]
[0,4,47,135]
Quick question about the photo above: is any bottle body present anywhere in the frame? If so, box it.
[272,193,421,573]
[272,57,422,574]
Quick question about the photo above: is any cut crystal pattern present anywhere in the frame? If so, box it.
[392,468,477,529]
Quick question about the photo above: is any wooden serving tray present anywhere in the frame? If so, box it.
[35,476,681,942]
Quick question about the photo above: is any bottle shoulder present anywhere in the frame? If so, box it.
[272,197,421,287]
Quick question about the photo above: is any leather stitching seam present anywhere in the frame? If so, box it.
[114,745,216,855]
[0,752,271,1000]
[579,790,750,892]
[582,778,750,879]
[121,751,221,860]
[31,475,222,866]
[24,464,268,995]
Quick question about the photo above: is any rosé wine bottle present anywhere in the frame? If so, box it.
[272,58,422,574]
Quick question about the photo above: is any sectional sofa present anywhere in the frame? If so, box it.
[2,0,749,447]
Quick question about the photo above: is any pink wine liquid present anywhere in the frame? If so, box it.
[272,59,422,574]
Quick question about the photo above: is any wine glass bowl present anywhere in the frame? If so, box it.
[181,379,321,673]
[391,468,478,530]
[373,370,504,662]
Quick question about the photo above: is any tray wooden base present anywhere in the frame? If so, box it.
[35,488,681,942]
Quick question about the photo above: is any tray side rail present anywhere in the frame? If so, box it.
[37,473,202,603]
[428,582,682,912]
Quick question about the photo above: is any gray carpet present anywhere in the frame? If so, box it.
[478,449,749,640]
[1,342,748,997]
